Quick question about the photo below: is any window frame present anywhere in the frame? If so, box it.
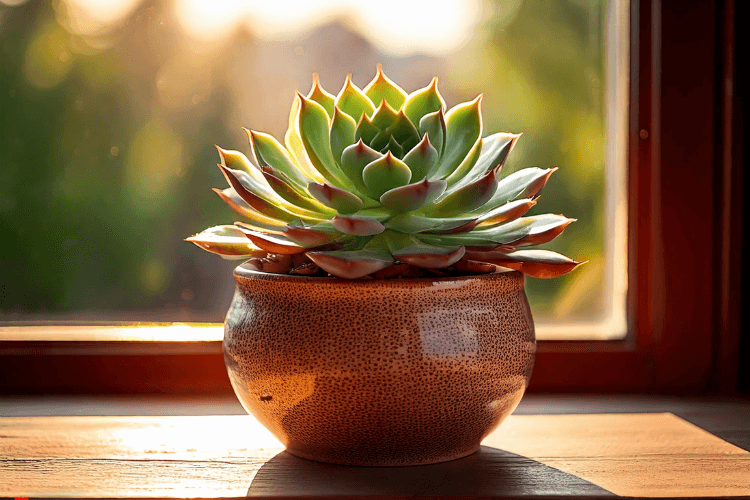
[534,0,740,392]
[0,0,741,394]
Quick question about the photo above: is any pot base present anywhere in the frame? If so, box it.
[283,445,482,467]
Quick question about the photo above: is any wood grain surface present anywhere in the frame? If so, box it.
[1,413,749,499]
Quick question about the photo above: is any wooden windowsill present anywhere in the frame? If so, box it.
[2,395,749,499]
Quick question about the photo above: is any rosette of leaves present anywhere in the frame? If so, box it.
[187,67,582,279]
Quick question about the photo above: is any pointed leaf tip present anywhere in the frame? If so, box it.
[418,109,446,157]
[371,99,399,129]
[235,223,306,255]
[329,105,357,167]
[364,64,408,111]
[432,97,483,179]
[307,182,363,214]
[395,245,466,269]
[380,177,446,212]
[336,73,375,122]
[362,150,412,199]
[187,225,266,258]
[306,249,393,279]
[403,77,446,130]
[354,112,380,144]
[215,145,255,172]
[331,215,385,236]
[307,74,335,117]
[428,168,498,218]
[464,249,583,278]
[500,215,576,248]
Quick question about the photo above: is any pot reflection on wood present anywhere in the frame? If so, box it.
[223,264,535,466]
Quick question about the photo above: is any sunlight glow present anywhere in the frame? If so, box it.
[61,0,143,35]
[173,0,484,55]
[0,324,223,341]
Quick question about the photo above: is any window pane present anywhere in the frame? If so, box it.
[0,0,627,339]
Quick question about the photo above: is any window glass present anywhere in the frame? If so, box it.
[0,0,627,339]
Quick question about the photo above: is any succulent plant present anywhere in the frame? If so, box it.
[187,66,582,279]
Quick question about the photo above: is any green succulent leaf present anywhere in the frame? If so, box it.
[335,74,376,122]
[357,206,396,221]
[329,106,356,167]
[185,225,266,259]
[417,233,501,249]
[486,214,575,247]
[364,65,407,111]
[474,198,537,229]
[379,230,414,253]
[284,94,326,183]
[387,110,420,151]
[246,129,311,190]
[307,182,364,215]
[450,133,520,192]
[306,248,393,279]
[262,171,333,213]
[402,133,439,182]
[421,214,572,249]
[418,109,446,156]
[471,167,556,214]
[444,137,483,187]
[229,218,288,236]
[371,99,400,129]
[217,159,274,199]
[340,140,383,197]
[331,215,386,236]
[355,113,380,144]
[283,224,341,248]
[393,242,466,269]
[384,213,477,233]
[432,96,483,179]
[399,137,420,154]
[425,169,498,218]
[516,166,557,199]
[380,178,446,213]
[403,77,446,130]
[217,164,296,222]
[463,249,584,278]
[362,151,412,199]
[235,224,306,254]
[218,163,327,222]
[213,188,291,230]
[306,73,336,117]
[297,95,350,187]
[216,146,256,173]
[369,128,392,151]
[380,135,404,158]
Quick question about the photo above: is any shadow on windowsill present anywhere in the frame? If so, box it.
[246,445,614,498]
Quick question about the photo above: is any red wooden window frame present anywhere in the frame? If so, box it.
[0,0,742,394]
[533,0,741,393]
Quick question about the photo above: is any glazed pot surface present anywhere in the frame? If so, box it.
[224,265,535,466]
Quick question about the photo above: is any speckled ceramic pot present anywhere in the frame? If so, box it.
[223,264,536,466]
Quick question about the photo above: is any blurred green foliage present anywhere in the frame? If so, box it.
[0,0,612,323]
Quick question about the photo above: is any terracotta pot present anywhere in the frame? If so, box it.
[223,264,536,466]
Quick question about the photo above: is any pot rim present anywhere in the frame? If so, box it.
[234,262,523,285]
